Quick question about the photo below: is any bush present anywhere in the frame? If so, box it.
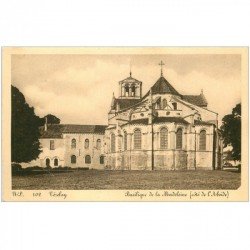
[237,164,241,173]
[25,166,43,171]
[52,166,72,171]
[11,163,22,172]
[76,167,89,170]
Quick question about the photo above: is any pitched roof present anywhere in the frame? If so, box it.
[194,120,213,126]
[124,117,189,126]
[154,117,189,124]
[141,76,209,108]
[126,118,149,125]
[39,124,64,138]
[182,94,208,107]
[112,98,141,110]
[40,124,107,138]
[143,76,181,98]
[119,75,142,84]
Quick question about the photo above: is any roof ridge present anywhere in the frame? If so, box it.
[183,94,200,97]
[59,123,107,127]
[119,75,142,83]
[182,93,208,107]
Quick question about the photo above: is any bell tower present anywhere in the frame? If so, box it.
[118,71,142,99]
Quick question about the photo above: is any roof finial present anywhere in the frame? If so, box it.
[201,89,203,94]
[159,60,165,77]
[129,60,132,77]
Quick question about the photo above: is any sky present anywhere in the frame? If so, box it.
[11,54,241,126]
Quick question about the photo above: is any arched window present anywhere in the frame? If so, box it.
[131,85,136,96]
[96,139,101,150]
[71,155,76,164]
[71,138,76,149]
[162,99,167,109]
[85,139,89,149]
[45,158,50,167]
[54,158,58,167]
[134,129,142,150]
[160,127,168,149]
[199,130,206,150]
[125,85,129,97]
[85,155,91,164]
[154,98,161,109]
[124,131,127,151]
[172,102,177,110]
[176,128,183,149]
[100,155,105,164]
[111,133,115,153]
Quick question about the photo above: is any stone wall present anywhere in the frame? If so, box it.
[196,151,213,170]
[154,150,174,170]
[26,133,106,169]
[63,133,105,169]
[104,120,216,170]
[38,138,65,168]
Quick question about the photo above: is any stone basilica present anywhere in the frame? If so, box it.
[33,62,223,170]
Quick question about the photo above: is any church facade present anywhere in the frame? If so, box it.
[105,69,223,170]
[30,64,223,170]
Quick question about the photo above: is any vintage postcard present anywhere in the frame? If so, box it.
[1,47,248,201]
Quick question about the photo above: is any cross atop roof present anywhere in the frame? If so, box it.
[158,60,165,76]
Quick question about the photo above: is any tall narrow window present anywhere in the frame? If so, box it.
[96,139,101,150]
[199,130,206,150]
[125,85,129,97]
[71,139,76,149]
[85,155,91,164]
[156,99,161,109]
[176,128,183,149]
[172,102,177,110]
[111,133,115,153]
[85,139,89,149]
[160,127,168,149]
[100,155,104,164]
[54,158,58,166]
[162,99,167,109]
[71,155,76,164]
[50,140,55,150]
[124,131,127,151]
[45,158,50,167]
[134,129,142,150]
[131,85,136,96]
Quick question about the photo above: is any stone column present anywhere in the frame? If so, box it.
[169,123,176,170]
[127,132,133,170]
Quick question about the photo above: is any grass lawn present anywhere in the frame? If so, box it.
[12,169,241,190]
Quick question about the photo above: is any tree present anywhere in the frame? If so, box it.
[11,85,41,163]
[38,114,60,126]
[44,114,60,124]
[220,103,241,161]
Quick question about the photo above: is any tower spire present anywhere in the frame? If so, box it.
[129,61,132,77]
[158,60,165,77]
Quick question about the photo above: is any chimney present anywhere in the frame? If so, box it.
[44,116,48,131]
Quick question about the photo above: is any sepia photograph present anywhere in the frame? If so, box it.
[2,47,248,201]
[1,2,250,250]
